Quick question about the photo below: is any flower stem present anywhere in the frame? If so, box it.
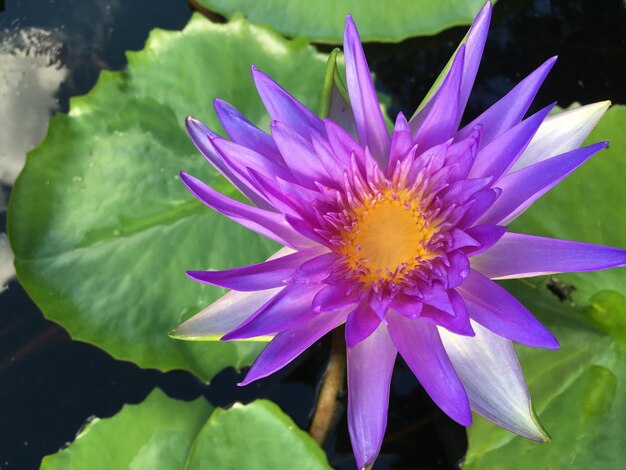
[309,328,346,446]
[187,0,225,23]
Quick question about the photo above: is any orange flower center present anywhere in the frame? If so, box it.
[340,188,439,284]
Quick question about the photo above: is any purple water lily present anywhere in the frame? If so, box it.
[173,2,625,468]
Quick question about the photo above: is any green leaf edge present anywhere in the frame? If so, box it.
[195,1,497,44]
[7,13,330,377]
[184,400,331,469]
[319,48,351,118]
[40,388,214,469]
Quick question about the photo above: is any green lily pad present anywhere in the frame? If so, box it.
[195,0,492,44]
[41,391,330,470]
[465,107,626,467]
[7,14,331,380]
[186,401,331,469]
[40,389,214,469]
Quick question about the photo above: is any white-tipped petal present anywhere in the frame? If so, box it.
[171,247,294,340]
[511,100,611,171]
[439,321,550,441]
[348,323,397,470]
[171,287,283,341]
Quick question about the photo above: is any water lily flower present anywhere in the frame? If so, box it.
[173,2,625,468]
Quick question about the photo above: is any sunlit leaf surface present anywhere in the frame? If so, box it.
[40,389,213,469]
[196,0,491,44]
[41,391,330,469]
[186,401,331,469]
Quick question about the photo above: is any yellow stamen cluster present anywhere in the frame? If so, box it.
[340,188,439,284]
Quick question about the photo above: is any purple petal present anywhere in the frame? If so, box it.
[345,301,381,347]
[285,214,329,246]
[344,15,391,167]
[270,121,337,188]
[463,224,507,256]
[312,282,359,312]
[472,232,626,279]
[457,188,501,228]
[422,282,455,315]
[211,136,294,188]
[421,290,475,336]
[288,252,340,284]
[348,323,397,469]
[185,116,271,209]
[412,45,466,151]
[512,100,611,171]
[213,98,283,164]
[446,252,471,288]
[248,169,318,219]
[387,312,472,426]
[439,322,550,441]
[324,118,364,166]
[449,228,480,251]
[441,177,491,206]
[309,131,347,187]
[171,287,283,339]
[180,171,309,248]
[187,247,326,291]
[469,103,555,180]
[457,57,557,146]
[458,1,492,113]
[478,142,608,225]
[388,112,413,174]
[363,147,386,184]
[239,307,350,385]
[222,283,322,340]
[391,294,423,319]
[368,290,393,319]
[251,66,324,136]
[458,270,558,348]
[445,126,482,181]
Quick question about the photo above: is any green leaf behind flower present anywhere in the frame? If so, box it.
[40,389,213,469]
[185,401,330,469]
[195,0,491,44]
[465,106,626,468]
[7,14,332,381]
[41,390,330,469]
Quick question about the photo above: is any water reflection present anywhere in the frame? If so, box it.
[0,233,13,291]
[0,28,67,183]
[0,27,68,289]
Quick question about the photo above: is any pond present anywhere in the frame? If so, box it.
[1,0,625,469]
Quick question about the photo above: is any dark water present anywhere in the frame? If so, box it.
[0,1,624,469]
[367,0,626,121]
